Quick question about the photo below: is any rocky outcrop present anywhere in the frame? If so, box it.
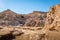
[41,4,60,40]
[0,9,26,26]
[0,9,47,27]
[43,4,60,31]
[25,11,47,27]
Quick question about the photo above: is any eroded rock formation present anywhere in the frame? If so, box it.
[43,4,60,31]
[0,4,60,40]
[25,11,47,27]
[0,9,47,27]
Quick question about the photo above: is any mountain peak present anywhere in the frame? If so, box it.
[3,9,14,13]
[5,9,12,11]
[1,9,16,15]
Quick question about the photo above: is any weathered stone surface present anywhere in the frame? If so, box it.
[43,4,60,31]
[12,30,24,36]
[25,11,47,27]
[0,10,47,27]
[0,27,46,40]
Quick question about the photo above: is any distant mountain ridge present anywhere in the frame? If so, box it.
[0,9,47,27]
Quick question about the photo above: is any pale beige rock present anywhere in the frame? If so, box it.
[43,4,60,31]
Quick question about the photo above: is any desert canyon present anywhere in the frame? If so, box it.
[0,4,60,40]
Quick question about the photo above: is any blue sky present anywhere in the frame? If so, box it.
[0,0,60,14]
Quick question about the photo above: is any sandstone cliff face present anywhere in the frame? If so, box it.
[43,4,60,31]
[0,10,47,27]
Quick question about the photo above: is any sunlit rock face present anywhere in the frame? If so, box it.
[43,4,60,31]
